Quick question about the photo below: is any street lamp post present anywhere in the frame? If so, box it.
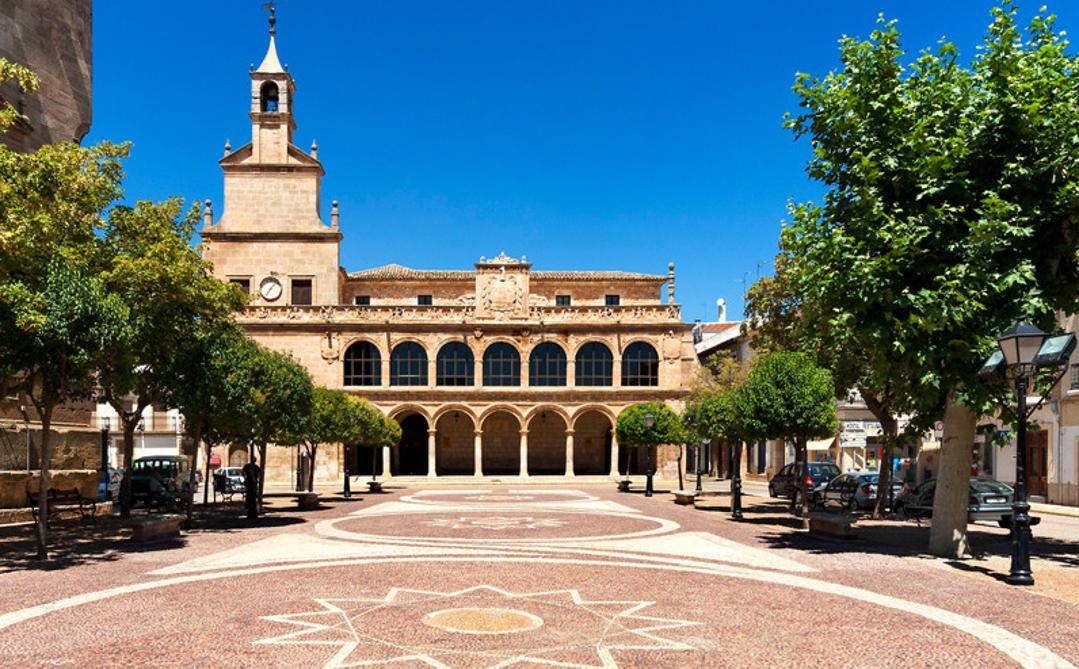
[343,443,352,498]
[731,439,744,520]
[643,412,655,498]
[695,439,706,494]
[980,321,1076,586]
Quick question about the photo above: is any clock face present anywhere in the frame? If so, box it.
[259,276,283,301]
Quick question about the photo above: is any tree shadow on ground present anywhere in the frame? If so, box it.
[748,508,1079,575]
[0,502,310,573]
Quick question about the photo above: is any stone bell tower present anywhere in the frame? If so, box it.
[202,5,341,307]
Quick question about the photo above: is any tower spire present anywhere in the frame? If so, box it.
[256,2,285,73]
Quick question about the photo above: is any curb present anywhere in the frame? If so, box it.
[1030,503,1079,519]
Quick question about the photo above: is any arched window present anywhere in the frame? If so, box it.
[436,342,474,386]
[529,342,567,386]
[575,342,613,386]
[343,341,380,386]
[260,81,279,112]
[390,342,428,386]
[483,342,520,386]
[621,342,659,386]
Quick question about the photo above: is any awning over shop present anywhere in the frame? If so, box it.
[807,438,836,451]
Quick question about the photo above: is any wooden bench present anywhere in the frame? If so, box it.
[27,485,97,524]
[126,514,184,543]
[808,512,855,538]
[616,479,632,493]
[367,481,383,493]
[297,492,320,510]
[672,489,699,506]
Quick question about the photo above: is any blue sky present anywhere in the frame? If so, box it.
[89,1,1077,322]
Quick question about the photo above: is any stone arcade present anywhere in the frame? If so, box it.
[201,19,696,484]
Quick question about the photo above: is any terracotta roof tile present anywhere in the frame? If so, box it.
[347,264,666,283]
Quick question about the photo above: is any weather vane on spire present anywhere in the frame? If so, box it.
[263,1,276,36]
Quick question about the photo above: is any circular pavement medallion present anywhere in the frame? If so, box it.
[422,607,544,635]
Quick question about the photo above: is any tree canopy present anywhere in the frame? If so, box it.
[616,401,685,447]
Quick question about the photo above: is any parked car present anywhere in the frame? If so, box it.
[768,462,841,500]
[815,472,904,512]
[130,456,192,505]
[894,478,1014,525]
[216,467,245,493]
[98,466,123,501]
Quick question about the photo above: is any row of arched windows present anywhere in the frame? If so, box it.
[343,340,659,387]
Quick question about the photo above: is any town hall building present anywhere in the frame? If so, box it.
[201,18,696,483]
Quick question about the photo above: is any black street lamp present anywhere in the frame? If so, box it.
[643,411,655,498]
[731,439,744,520]
[980,321,1076,586]
[695,439,706,494]
[343,443,352,498]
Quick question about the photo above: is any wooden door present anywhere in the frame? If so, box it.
[1025,430,1048,497]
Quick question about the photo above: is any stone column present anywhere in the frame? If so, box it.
[383,446,393,479]
[381,357,390,388]
[519,430,529,477]
[427,429,437,478]
[427,357,437,388]
[474,430,483,477]
[474,356,484,387]
[610,431,620,477]
[613,357,622,387]
[565,430,575,477]
[566,359,576,386]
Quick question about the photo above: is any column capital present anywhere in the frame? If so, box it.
[519,429,529,436]
[474,429,483,437]
[565,429,575,436]
[427,429,437,437]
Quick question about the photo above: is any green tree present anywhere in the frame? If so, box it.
[0,58,38,133]
[163,321,259,523]
[769,2,1079,555]
[96,198,247,517]
[0,139,128,559]
[245,346,315,512]
[351,398,402,483]
[1,262,126,558]
[616,401,685,494]
[279,387,359,492]
[736,352,837,528]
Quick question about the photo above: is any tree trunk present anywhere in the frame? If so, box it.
[928,395,976,558]
[202,436,212,506]
[34,408,53,560]
[304,444,315,492]
[861,389,899,519]
[798,438,810,530]
[677,445,684,491]
[118,421,137,519]
[185,426,201,529]
[371,446,377,482]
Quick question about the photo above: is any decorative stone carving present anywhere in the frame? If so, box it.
[320,306,337,322]
[663,330,681,364]
[473,327,484,339]
[320,332,339,362]
[455,293,476,306]
[529,294,549,306]
[480,267,525,319]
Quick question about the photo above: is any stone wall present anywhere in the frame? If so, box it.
[0,469,97,508]
[0,0,92,152]
[0,425,101,471]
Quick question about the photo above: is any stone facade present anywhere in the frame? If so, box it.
[202,24,696,484]
[0,0,92,152]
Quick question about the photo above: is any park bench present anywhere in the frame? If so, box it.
[26,484,97,524]
[297,491,320,510]
[672,489,698,506]
[616,479,632,493]
[126,514,184,543]
[808,512,855,539]
[213,473,239,503]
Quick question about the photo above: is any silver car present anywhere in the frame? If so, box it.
[815,472,900,512]
[894,478,1014,525]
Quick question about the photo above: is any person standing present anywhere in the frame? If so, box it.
[242,458,260,520]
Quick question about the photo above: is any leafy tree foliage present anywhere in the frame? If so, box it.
[616,401,685,448]
[0,58,38,133]
[756,2,1079,554]
[96,198,247,516]
[736,352,837,526]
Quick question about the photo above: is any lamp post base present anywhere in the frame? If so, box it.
[1005,573,1034,586]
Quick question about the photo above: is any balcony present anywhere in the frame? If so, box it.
[238,303,683,326]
